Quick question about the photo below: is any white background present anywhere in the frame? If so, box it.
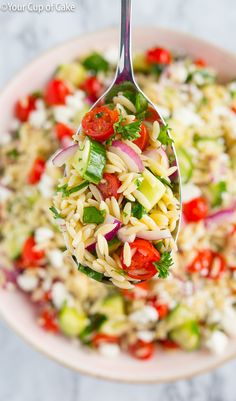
[1,0,236,400]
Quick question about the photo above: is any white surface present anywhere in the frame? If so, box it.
[1,0,236,399]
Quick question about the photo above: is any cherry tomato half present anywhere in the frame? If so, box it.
[148,297,169,319]
[97,173,121,200]
[129,340,154,360]
[44,79,71,105]
[194,58,207,68]
[188,249,226,279]
[146,47,172,65]
[122,281,149,301]
[15,95,37,122]
[160,339,179,350]
[133,123,149,150]
[121,239,160,281]
[145,106,161,123]
[28,158,46,185]
[82,106,119,142]
[38,309,59,333]
[92,333,119,348]
[55,122,74,141]
[80,76,103,103]
[21,236,45,268]
[183,196,208,222]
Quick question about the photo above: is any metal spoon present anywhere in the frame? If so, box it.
[73,0,181,283]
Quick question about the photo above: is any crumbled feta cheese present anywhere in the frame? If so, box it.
[37,173,54,198]
[35,227,54,244]
[0,185,12,202]
[207,309,222,324]
[136,330,155,342]
[0,132,11,145]
[129,305,158,325]
[51,282,68,309]
[182,184,202,203]
[104,47,118,65]
[221,307,236,338]
[205,331,228,355]
[29,108,47,128]
[17,274,39,292]
[65,90,85,111]
[174,107,204,126]
[168,63,188,83]
[53,105,74,125]
[10,118,20,131]
[48,249,64,269]
[98,343,120,357]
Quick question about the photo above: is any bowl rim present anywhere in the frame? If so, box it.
[1,26,236,383]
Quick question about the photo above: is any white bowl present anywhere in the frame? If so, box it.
[1,27,236,383]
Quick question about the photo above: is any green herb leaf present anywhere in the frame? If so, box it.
[79,313,107,343]
[210,181,227,208]
[131,201,146,219]
[49,206,62,219]
[158,124,173,146]
[154,251,173,279]
[105,81,136,103]
[82,52,109,73]
[57,181,89,197]
[6,148,20,159]
[83,206,105,224]
[114,118,142,141]
[135,93,148,114]
[154,241,164,252]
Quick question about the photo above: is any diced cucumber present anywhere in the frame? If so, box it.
[5,225,30,259]
[133,53,150,72]
[97,294,125,318]
[166,304,195,331]
[99,318,127,336]
[59,306,88,337]
[176,147,193,184]
[209,181,227,208]
[73,137,106,184]
[169,321,200,351]
[56,62,87,86]
[133,168,166,212]
[108,237,121,253]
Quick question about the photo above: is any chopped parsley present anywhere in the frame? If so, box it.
[49,206,62,219]
[82,52,108,73]
[114,117,142,141]
[82,206,105,224]
[131,201,146,219]
[158,124,173,146]
[154,251,173,279]
[105,81,136,103]
[57,181,89,197]
[95,112,104,119]
[6,148,20,159]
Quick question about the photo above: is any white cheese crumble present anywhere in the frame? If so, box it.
[35,227,54,244]
[136,330,155,342]
[17,274,39,292]
[98,343,120,357]
[104,47,118,65]
[37,173,54,198]
[48,249,64,269]
[129,305,158,325]
[174,107,204,126]
[182,183,202,203]
[0,132,11,145]
[51,282,68,309]
[0,185,12,202]
[29,100,47,129]
[205,331,228,355]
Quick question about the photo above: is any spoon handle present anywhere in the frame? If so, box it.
[115,0,135,84]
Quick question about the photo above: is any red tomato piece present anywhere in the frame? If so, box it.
[28,158,46,184]
[82,106,119,142]
[129,340,154,360]
[160,339,179,350]
[188,250,226,279]
[21,237,45,268]
[194,58,206,68]
[55,122,74,141]
[148,297,169,319]
[133,123,149,150]
[231,106,236,113]
[92,333,119,348]
[39,309,59,333]
[183,196,208,222]
[80,76,103,103]
[45,79,71,105]
[145,106,161,123]
[122,281,149,300]
[97,173,121,200]
[146,47,172,65]
[121,239,160,281]
[15,95,37,122]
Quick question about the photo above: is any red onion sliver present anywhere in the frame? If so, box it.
[109,140,144,172]
[86,215,122,252]
[205,207,235,229]
[144,147,169,169]
[52,144,78,167]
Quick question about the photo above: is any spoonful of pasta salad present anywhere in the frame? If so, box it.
[52,0,181,289]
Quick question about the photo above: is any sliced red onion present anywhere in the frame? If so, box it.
[144,147,169,169]
[52,144,78,167]
[205,207,235,229]
[86,215,122,253]
[136,229,171,241]
[109,141,144,172]
[61,136,74,149]
[2,268,19,287]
